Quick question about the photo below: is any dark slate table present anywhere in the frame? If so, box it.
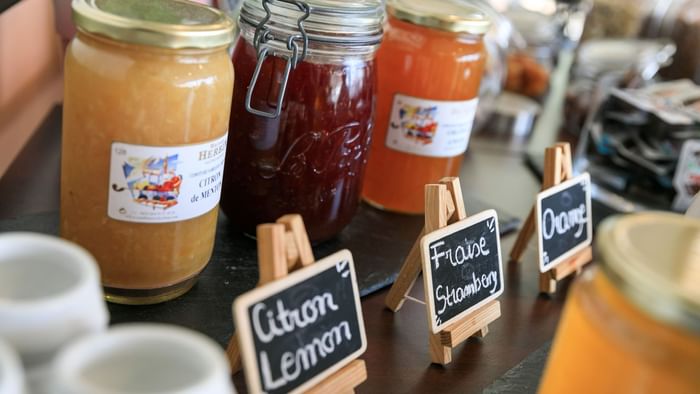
[0,106,617,393]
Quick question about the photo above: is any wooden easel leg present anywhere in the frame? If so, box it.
[227,223,290,373]
[277,214,315,269]
[539,272,557,294]
[304,359,367,394]
[225,334,242,373]
[387,183,452,312]
[555,142,573,179]
[509,207,535,263]
[511,145,566,264]
[429,332,452,365]
[473,325,489,338]
[385,229,424,312]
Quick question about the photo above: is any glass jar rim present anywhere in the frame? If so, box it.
[597,212,700,333]
[72,0,235,49]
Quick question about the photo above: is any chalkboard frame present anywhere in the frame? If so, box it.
[420,209,504,333]
[535,173,592,273]
[233,249,367,394]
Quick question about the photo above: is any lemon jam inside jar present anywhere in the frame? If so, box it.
[61,0,235,304]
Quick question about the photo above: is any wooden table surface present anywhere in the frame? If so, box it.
[0,106,581,393]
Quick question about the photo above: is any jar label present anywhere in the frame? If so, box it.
[385,94,478,158]
[107,134,228,223]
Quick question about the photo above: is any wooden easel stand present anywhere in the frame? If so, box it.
[305,360,366,394]
[226,215,366,393]
[385,178,463,312]
[509,142,592,294]
[385,177,501,365]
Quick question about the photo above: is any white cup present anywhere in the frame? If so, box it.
[0,232,109,392]
[52,324,235,394]
[0,339,25,394]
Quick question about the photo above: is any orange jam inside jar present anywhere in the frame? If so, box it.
[61,0,235,304]
[362,0,489,214]
[540,212,700,393]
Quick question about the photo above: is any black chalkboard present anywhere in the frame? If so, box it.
[0,0,22,14]
[535,173,592,272]
[233,250,366,394]
[420,210,504,333]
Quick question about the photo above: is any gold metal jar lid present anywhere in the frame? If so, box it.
[597,212,700,333]
[386,0,490,35]
[72,0,235,49]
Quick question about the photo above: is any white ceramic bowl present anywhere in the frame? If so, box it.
[52,324,235,394]
[0,339,25,394]
[0,233,109,373]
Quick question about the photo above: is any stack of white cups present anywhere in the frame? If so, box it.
[0,233,108,393]
[0,233,235,394]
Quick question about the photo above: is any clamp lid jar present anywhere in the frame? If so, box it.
[221,0,385,242]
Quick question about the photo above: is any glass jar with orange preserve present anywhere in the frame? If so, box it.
[540,212,700,394]
[61,0,235,304]
[362,0,490,214]
[220,0,385,242]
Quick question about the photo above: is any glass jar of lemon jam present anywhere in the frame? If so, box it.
[539,212,700,393]
[61,0,235,304]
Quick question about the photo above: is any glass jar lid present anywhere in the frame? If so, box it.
[597,212,700,333]
[239,0,384,46]
[387,0,491,35]
[72,0,235,49]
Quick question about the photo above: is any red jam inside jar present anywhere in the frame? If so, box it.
[220,37,377,242]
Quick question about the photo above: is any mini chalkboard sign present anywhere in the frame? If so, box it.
[510,142,593,294]
[234,249,366,394]
[421,210,503,333]
[535,173,592,273]
[226,215,368,394]
[384,177,503,365]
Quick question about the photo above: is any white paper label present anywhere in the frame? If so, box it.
[385,94,478,157]
[107,134,228,223]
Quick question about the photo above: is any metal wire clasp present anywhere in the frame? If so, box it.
[245,0,311,119]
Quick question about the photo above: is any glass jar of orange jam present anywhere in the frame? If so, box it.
[539,212,700,393]
[61,0,235,304]
[361,0,489,214]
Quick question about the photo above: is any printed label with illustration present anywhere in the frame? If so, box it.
[385,94,478,157]
[107,134,228,223]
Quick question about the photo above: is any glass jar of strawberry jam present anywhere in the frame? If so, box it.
[540,212,700,393]
[220,0,384,242]
[362,0,490,214]
[61,0,234,304]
